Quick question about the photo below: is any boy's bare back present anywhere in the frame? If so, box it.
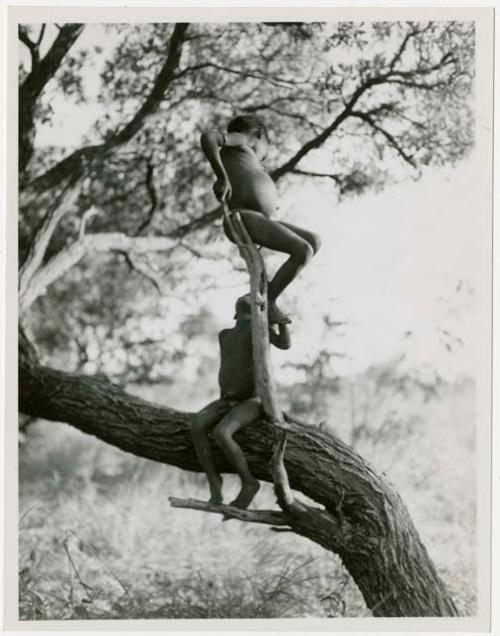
[220,143,278,217]
[218,325,255,400]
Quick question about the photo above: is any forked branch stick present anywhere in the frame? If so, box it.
[222,201,295,510]
[222,202,285,428]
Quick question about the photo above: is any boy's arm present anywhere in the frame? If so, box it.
[200,129,230,201]
[200,130,248,202]
[269,323,291,350]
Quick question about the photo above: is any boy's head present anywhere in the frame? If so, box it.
[227,115,269,143]
[234,293,252,322]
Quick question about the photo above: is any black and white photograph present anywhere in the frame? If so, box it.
[4,5,494,630]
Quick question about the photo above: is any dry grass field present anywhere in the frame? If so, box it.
[18,374,476,620]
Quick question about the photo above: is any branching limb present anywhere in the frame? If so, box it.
[24,23,190,196]
[223,205,287,428]
[36,24,46,46]
[19,222,175,313]
[135,159,158,235]
[174,61,308,89]
[388,25,419,72]
[270,74,389,180]
[120,251,162,294]
[351,110,416,168]
[19,176,81,298]
[291,169,342,183]
[221,203,301,524]
[168,497,290,526]
[271,30,458,181]
[19,26,40,70]
[19,23,85,175]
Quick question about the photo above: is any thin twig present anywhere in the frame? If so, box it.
[135,159,158,235]
[62,538,93,592]
[120,251,162,293]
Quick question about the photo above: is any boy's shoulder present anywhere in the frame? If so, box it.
[220,131,252,150]
[219,325,252,341]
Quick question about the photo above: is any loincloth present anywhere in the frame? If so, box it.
[220,394,242,408]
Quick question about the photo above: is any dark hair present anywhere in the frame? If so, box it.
[227,115,268,140]
[235,294,251,312]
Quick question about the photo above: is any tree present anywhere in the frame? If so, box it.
[17,20,474,616]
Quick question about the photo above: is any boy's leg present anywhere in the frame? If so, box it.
[279,220,322,255]
[225,210,315,322]
[213,397,263,509]
[190,399,233,504]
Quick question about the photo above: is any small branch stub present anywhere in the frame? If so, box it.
[168,497,290,526]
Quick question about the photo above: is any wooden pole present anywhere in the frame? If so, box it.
[222,202,286,429]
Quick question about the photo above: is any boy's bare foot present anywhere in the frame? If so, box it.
[229,478,260,509]
[208,475,223,505]
[268,302,291,325]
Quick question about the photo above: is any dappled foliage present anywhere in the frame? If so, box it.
[18,20,474,371]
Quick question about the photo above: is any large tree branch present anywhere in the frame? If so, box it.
[18,23,191,308]
[19,176,81,300]
[111,23,189,144]
[19,23,85,176]
[22,23,190,197]
[18,330,459,618]
[20,223,176,313]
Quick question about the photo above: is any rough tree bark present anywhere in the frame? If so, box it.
[19,328,458,617]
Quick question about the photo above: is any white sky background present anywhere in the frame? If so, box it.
[24,23,482,381]
[202,159,480,381]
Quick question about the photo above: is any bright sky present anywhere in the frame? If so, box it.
[23,24,485,382]
[201,157,481,381]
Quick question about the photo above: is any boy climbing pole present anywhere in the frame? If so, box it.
[190,294,291,509]
[200,115,321,326]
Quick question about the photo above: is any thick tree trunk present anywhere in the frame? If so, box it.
[19,329,458,617]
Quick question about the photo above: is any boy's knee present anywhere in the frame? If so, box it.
[293,241,314,266]
[310,232,322,255]
[213,423,232,447]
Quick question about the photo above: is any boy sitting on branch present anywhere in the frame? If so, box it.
[190,294,290,510]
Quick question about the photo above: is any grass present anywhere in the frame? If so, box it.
[18,378,477,620]
[19,421,367,620]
